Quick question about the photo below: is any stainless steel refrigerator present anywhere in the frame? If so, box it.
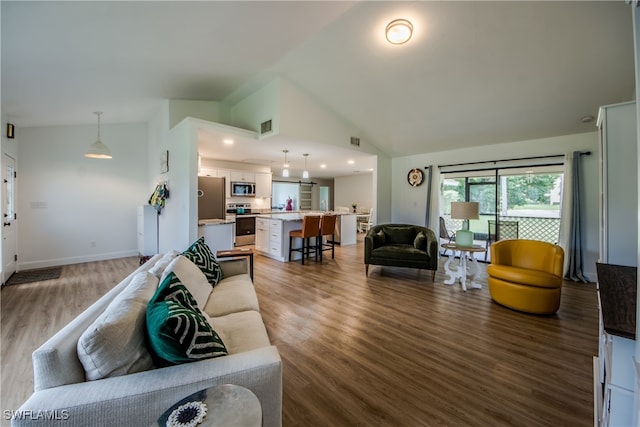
[197,176,226,219]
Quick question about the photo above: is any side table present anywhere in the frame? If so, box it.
[216,248,254,281]
[154,384,262,427]
[441,243,486,291]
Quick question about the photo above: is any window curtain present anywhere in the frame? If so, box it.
[425,166,441,256]
[559,151,588,282]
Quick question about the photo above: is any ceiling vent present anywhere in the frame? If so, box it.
[260,119,272,135]
[350,136,360,147]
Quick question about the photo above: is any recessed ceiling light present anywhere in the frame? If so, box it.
[223,139,233,145]
[347,160,355,165]
[386,19,413,45]
[320,164,327,169]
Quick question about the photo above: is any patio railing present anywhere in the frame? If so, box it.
[443,215,561,245]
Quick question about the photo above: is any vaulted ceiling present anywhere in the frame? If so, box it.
[2,1,635,173]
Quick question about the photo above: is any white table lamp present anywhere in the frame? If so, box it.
[451,202,479,247]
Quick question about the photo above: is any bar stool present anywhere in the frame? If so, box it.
[289,215,321,265]
[317,215,337,262]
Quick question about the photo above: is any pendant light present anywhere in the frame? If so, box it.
[84,112,112,159]
[282,149,289,177]
[302,153,309,179]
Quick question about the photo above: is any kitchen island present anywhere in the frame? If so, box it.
[255,212,357,262]
[198,219,235,253]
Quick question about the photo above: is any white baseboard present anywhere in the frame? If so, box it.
[17,250,139,271]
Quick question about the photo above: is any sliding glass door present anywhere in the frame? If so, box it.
[440,166,564,260]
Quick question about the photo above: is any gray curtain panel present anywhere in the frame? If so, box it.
[565,151,588,282]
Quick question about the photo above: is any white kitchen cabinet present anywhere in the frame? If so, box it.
[598,101,637,266]
[595,101,637,427]
[255,218,269,253]
[230,171,255,182]
[255,172,272,198]
[268,219,283,258]
[198,167,218,177]
[333,214,357,246]
[137,205,158,256]
[197,222,234,253]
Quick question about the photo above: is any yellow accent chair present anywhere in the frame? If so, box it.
[487,239,565,314]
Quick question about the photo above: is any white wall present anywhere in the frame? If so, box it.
[17,122,148,269]
[392,131,600,280]
[335,173,374,213]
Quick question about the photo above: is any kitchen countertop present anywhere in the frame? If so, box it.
[256,211,354,221]
[198,219,235,225]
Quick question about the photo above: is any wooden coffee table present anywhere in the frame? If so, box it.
[441,243,486,291]
[216,248,254,281]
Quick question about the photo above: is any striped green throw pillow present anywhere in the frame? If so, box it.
[146,300,228,364]
[182,237,223,286]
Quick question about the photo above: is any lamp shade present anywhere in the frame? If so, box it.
[450,202,479,220]
[85,140,112,159]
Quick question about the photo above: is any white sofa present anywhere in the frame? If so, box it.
[12,251,282,427]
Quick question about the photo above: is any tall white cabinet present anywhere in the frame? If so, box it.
[596,101,637,427]
[137,205,159,256]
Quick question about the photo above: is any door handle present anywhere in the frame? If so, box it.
[3,222,10,227]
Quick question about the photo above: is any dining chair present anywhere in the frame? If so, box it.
[358,208,374,233]
[288,215,321,265]
[439,216,455,255]
[317,215,338,261]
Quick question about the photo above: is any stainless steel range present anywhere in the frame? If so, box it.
[226,203,255,246]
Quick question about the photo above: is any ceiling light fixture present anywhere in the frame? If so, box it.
[302,153,309,179]
[84,111,112,159]
[223,139,234,145]
[386,19,413,45]
[282,149,289,177]
[580,115,595,124]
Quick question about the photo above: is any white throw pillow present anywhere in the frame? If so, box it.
[77,271,159,380]
[161,255,213,309]
[149,250,180,278]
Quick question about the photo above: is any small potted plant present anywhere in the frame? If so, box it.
[352,203,357,213]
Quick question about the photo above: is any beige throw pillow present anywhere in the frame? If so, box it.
[160,255,213,309]
[77,271,159,380]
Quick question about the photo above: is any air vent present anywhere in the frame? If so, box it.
[350,136,360,147]
[260,119,272,135]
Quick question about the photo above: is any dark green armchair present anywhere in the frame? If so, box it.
[364,224,438,280]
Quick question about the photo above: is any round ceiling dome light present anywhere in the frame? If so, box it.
[386,19,413,45]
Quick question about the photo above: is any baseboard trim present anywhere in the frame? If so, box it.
[17,250,139,271]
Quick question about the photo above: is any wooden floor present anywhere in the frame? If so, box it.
[1,239,599,426]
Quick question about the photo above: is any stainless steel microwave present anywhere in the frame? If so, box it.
[231,181,256,197]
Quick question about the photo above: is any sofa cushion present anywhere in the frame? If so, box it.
[182,237,223,287]
[371,244,430,261]
[487,264,562,289]
[77,271,159,381]
[146,300,228,365]
[413,231,427,251]
[159,255,212,309]
[385,226,416,245]
[203,274,259,317]
[209,310,271,354]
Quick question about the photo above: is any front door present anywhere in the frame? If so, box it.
[2,154,17,283]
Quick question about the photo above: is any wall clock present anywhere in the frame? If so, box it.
[407,168,424,187]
